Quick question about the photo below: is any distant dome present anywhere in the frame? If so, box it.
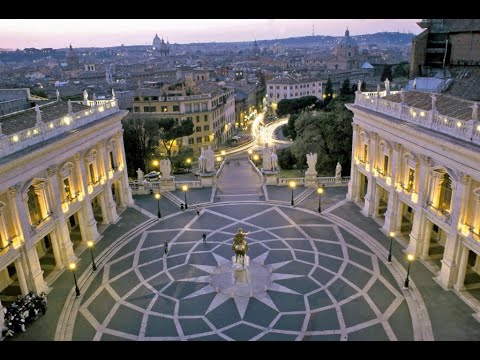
[153,34,161,50]
[338,28,357,48]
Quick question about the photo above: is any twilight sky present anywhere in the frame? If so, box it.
[0,19,422,49]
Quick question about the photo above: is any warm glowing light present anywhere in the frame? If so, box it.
[216,156,222,162]
[407,254,414,262]
[412,111,417,117]
[98,106,104,112]
[477,125,480,132]
[221,150,226,156]
[461,224,470,236]
[289,181,297,189]
[186,158,192,164]
[87,240,94,248]
[155,193,160,200]
[386,176,392,186]
[253,154,259,161]
[420,111,425,117]
[182,184,188,192]
[456,121,462,128]
[12,135,19,142]
[49,123,54,129]
[152,160,159,167]
[248,149,253,155]
[69,263,76,270]
[64,116,71,125]
[317,187,324,194]
[389,231,395,237]
[444,118,448,123]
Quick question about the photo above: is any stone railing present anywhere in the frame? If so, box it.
[355,92,480,146]
[0,99,119,158]
[277,176,350,186]
[175,180,201,189]
[278,177,306,186]
[0,237,21,270]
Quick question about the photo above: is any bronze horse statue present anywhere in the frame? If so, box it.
[232,228,249,265]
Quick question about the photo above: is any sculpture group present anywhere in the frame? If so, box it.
[261,144,278,172]
[198,145,215,173]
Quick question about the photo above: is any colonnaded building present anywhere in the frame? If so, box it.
[347,88,480,299]
[0,89,133,330]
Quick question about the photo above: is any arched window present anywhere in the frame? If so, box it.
[439,174,452,212]
[27,186,42,225]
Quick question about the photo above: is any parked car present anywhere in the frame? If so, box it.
[173,168,189,174]
[144,171,160,180]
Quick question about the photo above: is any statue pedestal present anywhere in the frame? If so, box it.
[232,255,250,269]
[198,172,216,187]
[159,176,175,191]
[262,170,278,185]
[335,175,342,184]
[305,171,318,188]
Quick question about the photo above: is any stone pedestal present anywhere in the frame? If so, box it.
[159,176,176,191]
[262,171,278,185]
[199,172,216,188]
[305,171,318,188]
[232,255,250,268]
[335,175,342,184]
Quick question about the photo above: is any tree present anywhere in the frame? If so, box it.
[276,96,323,117]
[324,77,334,106]
[277,147,296,170]
[340,78,351,96]
[170,147,194,172]
[380,65,393,82]
[156,118,194,158]
[290,100,353,176]
[393,62,409,78]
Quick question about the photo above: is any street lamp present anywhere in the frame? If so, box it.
[87,241,97,272]
[317,185,325,213]
[69,262,81,297]
[216,156,222,163]
[221,150,226,157]
[404,254,415,289]
[152,159,159,171]
[289,181,297,206]
[182,184,189,209]
[387,231,394,263]
[186,158,192,171]
[253,154,259,165]
[155,193,161,218]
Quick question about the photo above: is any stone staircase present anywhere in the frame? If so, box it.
[216,156,263,201]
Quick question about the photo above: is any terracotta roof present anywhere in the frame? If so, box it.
[383,90,475,121]
[442,68,480,101]
[0,101,89,135]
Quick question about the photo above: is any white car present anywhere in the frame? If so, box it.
[144,171,160,180]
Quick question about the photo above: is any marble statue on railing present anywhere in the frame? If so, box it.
[67,100,73,114]
[112,88,116,100]
[35,104,42,123]
[357,80,362,93]
[262,143,272,171]
[400,88,405,104]
[384,78,390,96]
[56,89,60,101]
[377,84,381,95]
[198,147,206,173]
[431,93,437,112]
[205,145,215,172]
[306,152,317,174]
[271,145,278,171]
[472,102,478,121]
[83,89,88,102]
[0,123,3,136]
[136,168,144,181]
[413,78,417,90]
[335,162,342,178]
[93,93,97,105]
[160,159,172,179]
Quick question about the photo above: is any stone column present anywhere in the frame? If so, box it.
[8,184,32,245]
[46,167,76,267]
[115,179,126,208]
[115,131,134,206]
[22,245,48,294]
[46,230,63,269]
[472,191,480,234]
[103,182,119,224]
[362,133,377,217]
[14,259,29,295]
[450,174,470,231]
[0,299,4,334]
[0,205,9,248]
[97,140,108,181]
[346,123,359,201]
[420,220,433,259]
[454,245,469,291]
[33,182,50,219]
[381,143,401,235]
[407,210,424,257]
[416,155,431,206]
[74,153,100,242]
[437,231,460,289]
[97,190,109,225]
[430,171,443,208]
[373,185,381,217]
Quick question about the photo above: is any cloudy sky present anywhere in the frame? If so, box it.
[0,19,422,49]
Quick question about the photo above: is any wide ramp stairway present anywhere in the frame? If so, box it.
[216,154,263,201]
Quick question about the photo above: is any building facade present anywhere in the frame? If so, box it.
[347,89,480,294]
[129,84,235,155]
[266,74,323,108]
[0,94,133,333]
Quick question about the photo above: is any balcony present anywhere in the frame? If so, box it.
[0,237,22,268]
[30,212,56,235]
[424,201,451,224]
[461,224,480,254]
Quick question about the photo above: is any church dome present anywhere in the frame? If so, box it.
[337,28,358,48]
[153,34,161,49]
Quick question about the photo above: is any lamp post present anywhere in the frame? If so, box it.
[317,185,325,213]
[155,193,161,218]
[152,159,159,172]
[186,158,192,172]
[404,254,415,289]
[69,262,81,297]
[253,154,259,166]
[182,184,188,209]
[86,241,97,272]
[248,149,253,160]
[387,231,394,263]
[289,181,297,206]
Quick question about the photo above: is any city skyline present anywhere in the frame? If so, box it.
[0,19,421,49]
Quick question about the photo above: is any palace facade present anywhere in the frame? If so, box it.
[347,89,480,296]
[0,91,133,332]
